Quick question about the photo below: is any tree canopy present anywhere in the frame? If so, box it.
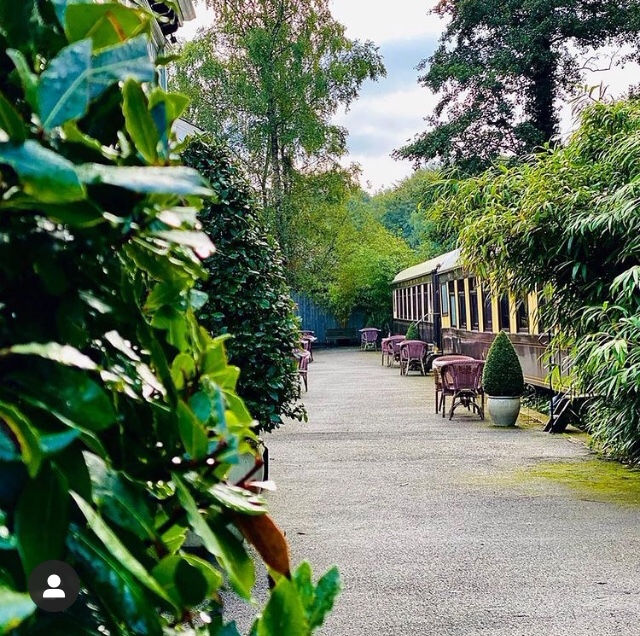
[173,0,385,262]
[369,168,454,257]
[396,0,640,173]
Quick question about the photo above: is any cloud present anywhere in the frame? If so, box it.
[334,85,440,190]
[178,3,640,194]
[330,0,441,43]
[342,153,417,194]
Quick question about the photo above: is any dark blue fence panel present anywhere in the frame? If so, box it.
[291,293,366,345]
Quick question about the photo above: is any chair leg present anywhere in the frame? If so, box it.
[441,394,446,418]
[449,394,458,420]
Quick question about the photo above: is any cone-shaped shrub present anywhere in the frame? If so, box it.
[483,331,525,396]
[406,322,420,340]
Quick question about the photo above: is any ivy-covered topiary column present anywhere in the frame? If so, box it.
[183,138,306,433]
[405,323,420,340]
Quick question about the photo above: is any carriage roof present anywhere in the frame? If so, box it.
[392,249,461,285]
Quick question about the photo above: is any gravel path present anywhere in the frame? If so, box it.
[243,348,640,635]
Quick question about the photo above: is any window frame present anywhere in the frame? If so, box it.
[457,280,467,330]
[482,284,493,332]
[516,295,530,334]
[448,281,457,327]
[499,294,510,332]
[469,278,479,331]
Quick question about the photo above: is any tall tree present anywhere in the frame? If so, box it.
[173,0,385,261]
[395,0,640,173]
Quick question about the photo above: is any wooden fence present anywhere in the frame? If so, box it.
[292,293,366,345]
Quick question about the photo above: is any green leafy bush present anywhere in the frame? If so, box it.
[405,323,420,340]
[429,100,640,463]
[483,332,525,397]
[183,138,305,433]
[0,1,338,633]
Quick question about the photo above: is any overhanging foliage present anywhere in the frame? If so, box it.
[427,100,640,463]
[0,0,338,633]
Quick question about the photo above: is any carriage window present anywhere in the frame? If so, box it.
[482,284,493,332]
[425,283,433,319]
[441,283,448,316]
[413,286,419,320]
[537,290,550,333]
[516,295,529,333]
[457,280,467,329]
[499,295,510,332]
[403,288,408,320]
[411,286,416,320]
[448,281,457,327]
[469,278,479,331]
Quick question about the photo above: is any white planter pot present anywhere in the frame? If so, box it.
[487,396,521,427]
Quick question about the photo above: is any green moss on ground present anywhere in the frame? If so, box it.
[519,459,640,506]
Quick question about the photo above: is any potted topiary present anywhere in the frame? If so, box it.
[405,322,420,340]
[483,331,525,427]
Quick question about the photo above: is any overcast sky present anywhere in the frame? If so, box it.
[181,1,638,192]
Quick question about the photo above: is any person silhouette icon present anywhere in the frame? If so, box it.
[29,560,79,612]
[42,574,66,599]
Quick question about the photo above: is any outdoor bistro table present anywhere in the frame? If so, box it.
[432,355,475,414]
[432,354,474,370]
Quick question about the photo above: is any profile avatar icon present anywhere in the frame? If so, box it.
[42,573,66,599]
[28,560,79,612]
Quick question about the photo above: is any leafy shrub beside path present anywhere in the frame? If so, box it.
[0,1,337,633]
[183,139,305,434]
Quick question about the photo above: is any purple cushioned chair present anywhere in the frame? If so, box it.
[433,355,474,413]
[387,335,406,367]
[399,340,428,376]
[294,349,311,392]
[359,328,381,351]
[440,360,485,420]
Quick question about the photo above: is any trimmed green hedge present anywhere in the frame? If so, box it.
[183,138,305,433]
[483,331,524,396]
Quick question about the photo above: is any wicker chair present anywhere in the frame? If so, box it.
[433,355,474,413]
[381,335,401,366]
[440,360,485,420]
[399,340,429,376]
[387,335,406,367]
[359,328,381,351]
[294,349,311,392]
[301,336,314,362]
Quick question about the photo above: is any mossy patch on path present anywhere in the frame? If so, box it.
[517,459,640,506]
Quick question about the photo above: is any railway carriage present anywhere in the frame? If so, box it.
[392,249,551,388]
